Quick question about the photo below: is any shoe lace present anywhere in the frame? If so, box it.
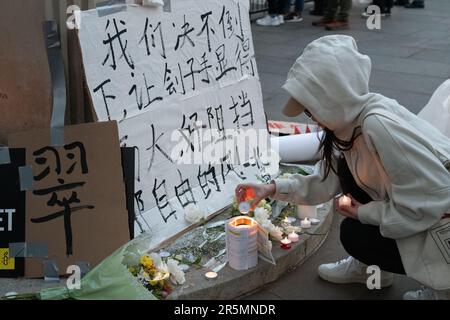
[335,256,361,273]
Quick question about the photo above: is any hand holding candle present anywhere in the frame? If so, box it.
[339,195,352,208]
[337,194,361,220]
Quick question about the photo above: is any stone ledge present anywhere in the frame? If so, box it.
[172,201,334,300]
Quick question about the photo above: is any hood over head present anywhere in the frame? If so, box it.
[282,35,380,140]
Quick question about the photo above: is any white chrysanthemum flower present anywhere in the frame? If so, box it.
[269,227,284,241]
[167,258,186,285]
[281,173,292,179]
[254,207,270,222]
[184,205,207,224]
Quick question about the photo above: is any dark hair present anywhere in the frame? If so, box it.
[319,126,362,180]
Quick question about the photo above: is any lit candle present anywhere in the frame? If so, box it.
[301,217,311,229]
[205,271,218,280]
[238,201,251,214]
[280,237,292,249]
[283,216,291,224]
[339,195,352,207]
[288,232,299,243]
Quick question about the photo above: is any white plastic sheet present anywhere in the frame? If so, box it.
[418,80,450,138]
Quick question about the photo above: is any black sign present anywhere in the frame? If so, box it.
[0,148,26,277]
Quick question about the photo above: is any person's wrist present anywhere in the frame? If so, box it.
[267,181,276,197]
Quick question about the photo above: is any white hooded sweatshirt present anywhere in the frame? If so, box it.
[271,35,450,290]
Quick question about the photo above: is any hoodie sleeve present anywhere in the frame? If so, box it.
[271,160,342,205]
[358,115,450,239]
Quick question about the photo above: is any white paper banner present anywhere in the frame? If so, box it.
[78,0,271,249]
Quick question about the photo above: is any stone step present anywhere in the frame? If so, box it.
[171,201,334,300]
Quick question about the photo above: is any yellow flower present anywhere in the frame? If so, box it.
[140,255,154,268]
[149,270,170,287]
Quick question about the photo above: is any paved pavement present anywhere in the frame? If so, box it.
[245,0,450,300]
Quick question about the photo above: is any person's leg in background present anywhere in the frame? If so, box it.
[405,0,424,8]
[310,0,327,16]
[283,0,305,22]
[394,0,408,5]
[256,0,284,26]
[312,0,337,26]
[362,0,391,17]
[324,0,352,30]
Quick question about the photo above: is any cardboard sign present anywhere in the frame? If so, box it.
[0,149,26,277]
[0,0,51,144]
[77,0,273,250]
[8,122,129,278]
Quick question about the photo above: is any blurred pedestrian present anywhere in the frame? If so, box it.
[310,0,327,16]
[361,0,393,18]
[256,0,284,27]
[394,0,424,8]
[282,0,305,22]
[312,0,352,30]
[404,0,425,8]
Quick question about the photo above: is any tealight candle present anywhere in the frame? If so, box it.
[288,232,299,243]
[287,217,296,223]
[238,201,251,214]
[283,216,291,224]
[205,271,218,280]
[280,237,292,249]
[301,217,311,229]
[310,218,320,225]
[339,195,352,207]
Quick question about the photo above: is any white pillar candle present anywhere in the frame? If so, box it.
[301,217,311,229]
[288,232,299,243]
[339,195,352,207]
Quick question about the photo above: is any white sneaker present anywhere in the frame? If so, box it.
[256,15,282,27]
[318,256,394,287]
[403,286,450,300]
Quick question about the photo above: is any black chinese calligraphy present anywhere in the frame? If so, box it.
[102,19,135,71]
[175,170,197,209]
[139,19,166,59]
[146,124,174,174]
[93,79,116,121]
[229,90,254,129]
[152,179,176,223]
[174,15,195,51]
[128,72,163,111]
[30,142,94,257]
[197,165,220,199]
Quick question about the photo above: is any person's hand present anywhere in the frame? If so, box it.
[235,182,276,210]
[335,194,362,220]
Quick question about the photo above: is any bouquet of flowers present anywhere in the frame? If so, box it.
[1,233,187,300]
[128,253,186,299]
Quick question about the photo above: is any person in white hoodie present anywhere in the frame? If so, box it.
[236,35,450,300]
